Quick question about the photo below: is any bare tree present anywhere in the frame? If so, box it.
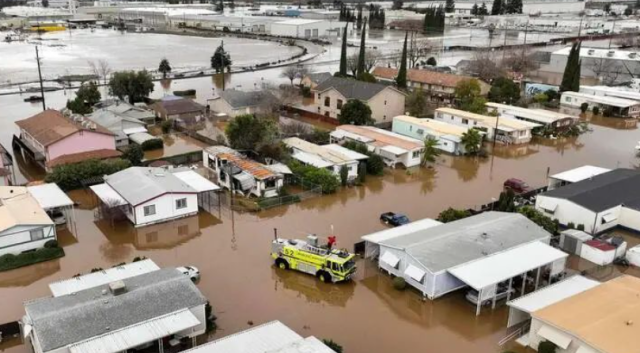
[280,120,312,137]
[407,37,434,68]
[466,51,505,83]
[364,49,382,72]
[589,58,625,85]
[615,35,639,49]
[88,59,112,86]
[501,49,540,76]
[347,52,359,76]
[280,66,299,86]
[297,66,309,85]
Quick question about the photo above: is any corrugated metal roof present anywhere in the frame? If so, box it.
[362,218,442,244]
[27,183,74,210]
[283,138,355,165]
[549,165,611,183]
[508,275,600,314]
[218,153,277,180]
[105,167,198,206]
[172,171,220,193]
[129,132,159,145]
[0,191,53,233]
[322,144,369,161]
[49,259,160,297]
[69,309,199,353]
[448,241,568,290]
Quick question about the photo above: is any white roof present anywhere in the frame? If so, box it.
[550,165,611,183]
[172,171,220,193]
[580,86,640,102]
[537,325,573,350]
[485,103,576,125]
[182,321,334,353]
[69,309,200,353]
[49,259,160,297]
[553,46,640,63]
[291,150,334,169]
[129,132,159,145]
[508,275,600,314]
[284,138,356,165]
[361,218,442,244]
[448,241,568,290]
[329,129,375,144]
[323,144,369,161]
[380,145,407,156]
[275,19,323,25]
[89,184,128,207]
[27,183,74,210]
[562,91,640,108]
[122,126,148,135]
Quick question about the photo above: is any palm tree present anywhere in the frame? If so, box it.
[421,136,441,166]
[460,128,483,155]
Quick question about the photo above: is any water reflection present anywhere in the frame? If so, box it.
[271,267,355,307]
[12,147,45,182]
[0,259,60,287]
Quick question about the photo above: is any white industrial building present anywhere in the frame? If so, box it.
[330,125,424,168]
[22,267,208,353]
[365,212,567,315]
[270,18,347,38]
[547,165,611,190]
[536,168,640,234]
[580,85,640,102]
[434,108,540,144]
[182,321,336,353]
[560,91,640,118]
[506,275,601,347]
[547,47,640,84]
[90,167,219,227]
[441,0,585,14]
[485,102,577,130]
[283,137,367,181]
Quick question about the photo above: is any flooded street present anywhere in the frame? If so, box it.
[0,112,639,352]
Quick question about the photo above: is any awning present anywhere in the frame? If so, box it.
[233,172,256,191]
[537,325,572,350]
[27,183,74,210]
[539,199,557,212]
[448,242,568,290]
[129,132,160,145]
[602,213,617,223]
[291,150,333,169]
[362,218,442,244]
[507,275,600,314]
[122,126,148,135]
[405,264,425,282]
[69,309,200,353]
[380,251,400,268]
[173,171,220,193]
[380,145,407,156]
[90,184,128,207]
[576,345,599,353]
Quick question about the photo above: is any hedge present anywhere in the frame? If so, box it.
[45,158,132,190]
[288,160,339,194]
[0,246,65,272]
[141,138,164,151]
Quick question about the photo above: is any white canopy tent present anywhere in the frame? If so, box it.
[449,241,568,315]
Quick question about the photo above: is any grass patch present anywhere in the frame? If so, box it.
[0,246,65,272]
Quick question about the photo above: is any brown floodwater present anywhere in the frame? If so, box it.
[142,132,209,161]
[1,99,640,353]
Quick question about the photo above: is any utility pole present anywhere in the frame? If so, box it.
[502,21,509,62]
[220,40,225,91]
[35,46,46,111]
[577,15,584,37]
[608,17,617,49]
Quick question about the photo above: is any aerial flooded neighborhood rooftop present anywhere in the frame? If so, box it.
[1,0,640,352]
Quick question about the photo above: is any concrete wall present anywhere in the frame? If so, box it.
[133,193,198,227]
[0,225,56,256]
[47,131,116,162]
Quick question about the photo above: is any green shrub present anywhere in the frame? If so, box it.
[301,86,312,98]
[45,159,132,191]
[592,106,600,115]
[322,339,343,353]
[342,141,384,175]
[544,89,558,101]
[577,224,585,231]
[161,119,174,134]
[140,138,164,151]
[518,206,559,235]
[173,89,196,97]
[538,341,557,353]
[437,208,472,223]
[567,222,575,229]
[288,160,340,194]
[339,165,349,187]
[0,246,65,272]
[533,93,548,103]
[393,276,407,290]
[44,240,58,248]
[580,102,589,113]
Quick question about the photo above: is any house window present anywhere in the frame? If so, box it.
[383,115,387,120]
[412,150,421,158]
[30,228,44,241]
[325,111,330,117]
[565,97,572,102]
[176,198,187,209]
[462,118,469,124]
[384,100,387,105]
[337,99,343,110]
[409,126,413,131]
[437,113,443,119]
[265,179,277,188]
[416,129,424,135]
[317,106,321,113]
[143,205,156,216]
[324,96,330,107]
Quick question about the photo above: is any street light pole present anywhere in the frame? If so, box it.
[35,46,46,111]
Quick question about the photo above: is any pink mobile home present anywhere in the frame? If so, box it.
[15,110,121,170]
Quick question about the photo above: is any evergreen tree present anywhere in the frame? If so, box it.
[471,3,478,15]
[396,32,408,89]
[572,58,582,92]
[356,5,363,30]
[490,0,502,15]
[560,41,581,92]
[445,0,455,13]
[479,2,488,15]
[339,23,348,76]
[357,19,367,77]
[215,0,224,12]
[211,41,232,73]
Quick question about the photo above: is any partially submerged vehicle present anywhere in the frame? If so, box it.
[271,234,356,283]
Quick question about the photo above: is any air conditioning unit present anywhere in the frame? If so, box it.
[588,49,595,55]
[630,52,637,59]
[108,280,126,295]
[607,50,615,57]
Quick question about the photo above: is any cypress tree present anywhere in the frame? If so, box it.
[357,19,367,77]
[356,6,363,30]
[491,0,502,15]
[471,3,478,15]
[572,59,582,92]
[445,0,455,13]
[560,41,580,92]
[339,23,348,76]
[396,32,408,89]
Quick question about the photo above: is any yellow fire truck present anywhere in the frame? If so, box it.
[271,235,356,283]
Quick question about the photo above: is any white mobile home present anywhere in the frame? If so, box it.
[434,108,540,144]
[283,137,366,181]
[22,268,208,353]
[580,85,640,102]
[560,91,640,118]
[0,191,55,257]
[203,146,284,198]
[535,168,640,234]
[547,165,611,190]
[392,115,475,155]
[368,212,567,314]
[91,167,220,227]
[485,102,577,130]
[330,125,424,168]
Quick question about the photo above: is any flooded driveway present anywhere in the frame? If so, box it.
[1,113,640,353]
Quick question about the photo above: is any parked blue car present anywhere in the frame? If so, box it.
[380,212,410,227]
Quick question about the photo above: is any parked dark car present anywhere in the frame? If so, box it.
[23,95,43,103]
[503,178,531,194]
[380,212,410,227]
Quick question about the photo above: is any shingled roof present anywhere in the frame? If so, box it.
[15,110,114,146]
[314,76,401,101]
[372,67,490,93]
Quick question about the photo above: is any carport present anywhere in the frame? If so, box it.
[360,218,442,259]
[448,241,568,316]
[27,183,77,236]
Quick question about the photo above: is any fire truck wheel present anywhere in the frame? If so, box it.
[317,271,331,283]
[275,258,289,270]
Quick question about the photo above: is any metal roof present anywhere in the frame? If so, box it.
[69,309,199,353]
[284,137,359,165]
[24,268,207,352]
[549,165,611,183]
[172,171,220,193]
[378,212,552,273]
[436,108,541,130]
[104,167,198,206]
[394,115,469,138]
[508,275,600,314]
[290,150,333,169]
[322,144,369,161]
[334,125,423,151]
[448,241,568,290]
[562,91,640,108]
[26,183,73,210]
[48,259,160,297]
[362,218,442,244]
[129,132,159,145]
[485,102,577,125]
[541,168,640,212]
[182,321,335,353]
[90,183,128,207]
